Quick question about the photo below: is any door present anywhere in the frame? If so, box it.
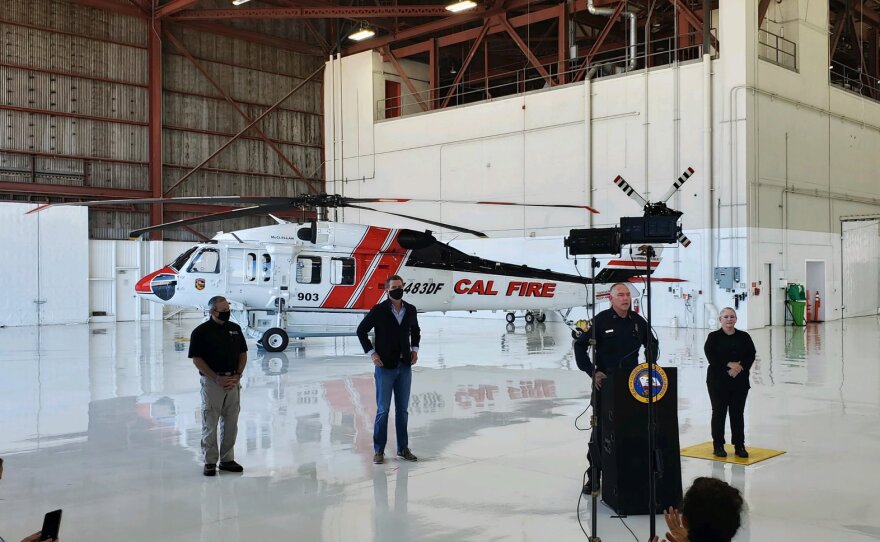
[115,268,138,321]
[764,263,772,326]
[842,219,880,318]
[805,261,826,322]
[385,80,401,119]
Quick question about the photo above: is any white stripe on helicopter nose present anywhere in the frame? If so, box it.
[344,228,397,309]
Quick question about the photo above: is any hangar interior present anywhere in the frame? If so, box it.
[2,0,880,541]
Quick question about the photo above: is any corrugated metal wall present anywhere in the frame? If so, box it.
[0,0,325,242]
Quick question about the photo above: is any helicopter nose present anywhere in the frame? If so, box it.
[135,266,177,302]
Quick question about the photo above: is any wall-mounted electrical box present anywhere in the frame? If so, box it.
[714,267,740,290]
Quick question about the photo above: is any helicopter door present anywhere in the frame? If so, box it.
[293,254,325,308]
[184,247,225,300]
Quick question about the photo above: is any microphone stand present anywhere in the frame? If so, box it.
[645,245,657,540]
[588,256,601,542]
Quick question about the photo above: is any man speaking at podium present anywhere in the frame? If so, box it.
[574,282,658,495]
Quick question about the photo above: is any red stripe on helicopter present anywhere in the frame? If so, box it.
[606,260,660,268]
[351,231,409,310]
[320,227,388,309]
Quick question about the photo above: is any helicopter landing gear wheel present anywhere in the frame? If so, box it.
[524,312,535,324]
[505,312,516,323]
[260,327,289,352]
[536,312,546,323]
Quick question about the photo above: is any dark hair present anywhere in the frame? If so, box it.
[207,296,227,310]
[385,275,404,288]
[681,477,744,542]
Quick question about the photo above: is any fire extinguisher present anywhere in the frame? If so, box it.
[814,291,821,322]
[633,297,641,314]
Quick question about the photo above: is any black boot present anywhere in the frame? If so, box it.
[713,444,728,458]
[735,445,749,458]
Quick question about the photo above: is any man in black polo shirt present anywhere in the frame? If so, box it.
[189,296,248,476]
[573,282,658,493]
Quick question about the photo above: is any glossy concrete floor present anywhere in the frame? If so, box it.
[1,316,879,541]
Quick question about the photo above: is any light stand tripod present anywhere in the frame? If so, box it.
[587,256,600,542]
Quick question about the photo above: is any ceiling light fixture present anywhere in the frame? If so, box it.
[348,26,376,41]
[446,0,477,12]
[232,0,251,5]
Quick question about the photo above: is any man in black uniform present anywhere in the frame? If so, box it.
[188,296,248,476]
[574,282,658,493]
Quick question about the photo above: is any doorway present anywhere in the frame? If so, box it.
[805,261,825,321]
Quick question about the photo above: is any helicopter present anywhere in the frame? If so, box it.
[28,184,686,352]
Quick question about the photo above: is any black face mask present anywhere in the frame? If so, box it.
[216,310,231,322]
[388,288,404,301]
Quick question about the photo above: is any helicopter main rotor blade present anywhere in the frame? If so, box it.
[612,175,648,208]
[659,167,695,203]
[128,203,296,238]
[344,204,488,238]
[25,195,340,214]
[349,197,599,213]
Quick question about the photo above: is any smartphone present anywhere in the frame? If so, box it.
[39,509,62,541]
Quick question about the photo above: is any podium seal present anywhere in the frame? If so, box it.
[628,363,669,403]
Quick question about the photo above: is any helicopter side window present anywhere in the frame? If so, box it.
[262,254,272,282]
[168,247,197,272]
[296,256,322,284]
[245,253,257,282]
[188,248,220,274]
[330,257,355,285]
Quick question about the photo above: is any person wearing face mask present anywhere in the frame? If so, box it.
[357,275,421,464]
[703,307,756,459]
[189,296,248,476]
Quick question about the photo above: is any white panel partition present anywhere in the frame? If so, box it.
[0,202,88,326]
[842,219,880,318]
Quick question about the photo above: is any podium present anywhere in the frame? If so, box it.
[600,367,682,515]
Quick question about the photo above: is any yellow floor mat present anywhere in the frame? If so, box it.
[680,442,785,465]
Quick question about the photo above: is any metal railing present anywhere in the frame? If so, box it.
[377,30,715,120]
[758,27,797,71]
[830,60,880,100]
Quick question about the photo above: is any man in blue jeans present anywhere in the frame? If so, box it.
[357,275,421,464]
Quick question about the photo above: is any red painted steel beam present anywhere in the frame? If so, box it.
[757,0,772,27]
[148,17,164,240]
[830,12,846,60]
[164,63,325,196]
[381,47,430,112]
[668,0,717,51]
[71,0,147,18]
[164,29,321,193]
[392,0,577,58]
[172,5,451,20]
[0,182,150,198]
[441,21,491,109]
[572,1,624,82]
[499,16,553,85]
[155,0,201,18]
[171,21,324,56]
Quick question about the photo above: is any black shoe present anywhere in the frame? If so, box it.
[218,460,244,473]
[713,445,728,458]
[203,463,217,476]
[397,448,418,462]
[373,453,384,464]
[735,446,749,458]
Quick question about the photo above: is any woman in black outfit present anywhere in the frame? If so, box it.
[703,307,756,459]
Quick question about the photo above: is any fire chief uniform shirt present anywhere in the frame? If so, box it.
[188,319,248,374]
[574,308,658,377]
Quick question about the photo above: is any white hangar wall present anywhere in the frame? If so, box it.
[748,0,880,327]
[324,2,753,329]
[325,1,880,330]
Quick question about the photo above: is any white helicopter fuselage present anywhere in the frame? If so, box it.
[135,221,653,341]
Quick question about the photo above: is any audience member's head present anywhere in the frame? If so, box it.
[681,477,744,542]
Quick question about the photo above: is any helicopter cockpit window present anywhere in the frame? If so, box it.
[168,247,197,272]
[188,248,220,274]
[296,256,322,284]
[245,253,257,282]
[330,257,355,285]
[262,254,272,282]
